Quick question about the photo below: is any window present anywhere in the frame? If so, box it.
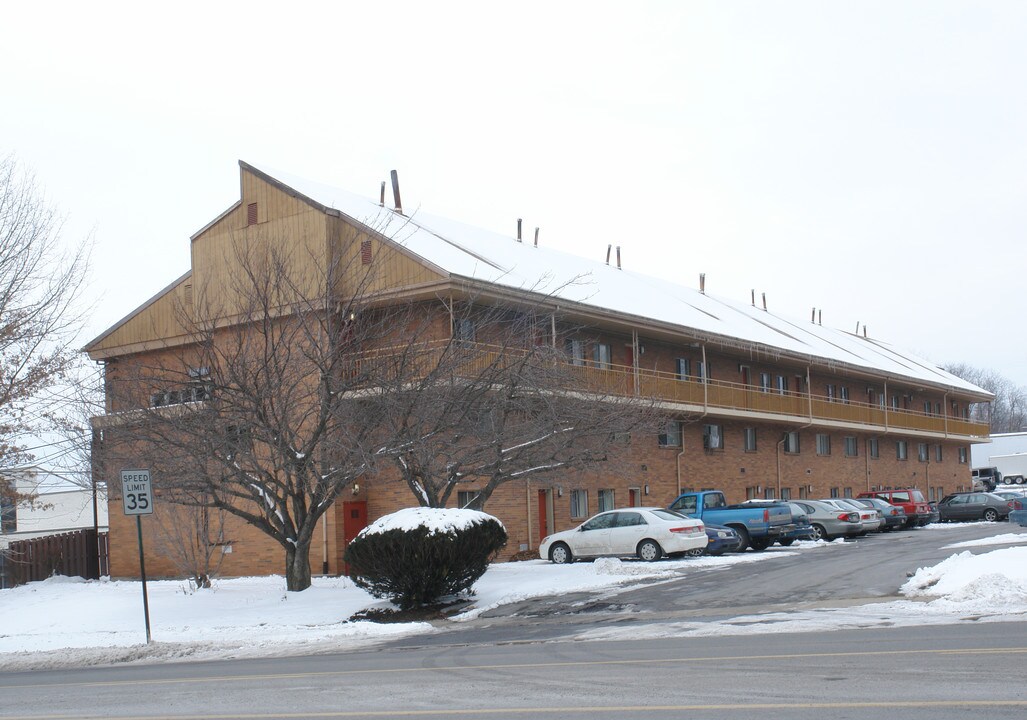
[844,436,858,457]
[567,339,585,366]
[743,427,757,452]
[457,490,479,508]
[763,487,776,499]
[570,489,588,519]
[896,440,908,461]
[839,386,849,404]
[594,343,612,369]
[670,494,697,514]
[935,401,942,416]
[816,433,831,456]
[935,445,943,462]
[455,318,476,343]
[776,375,788,394]
[830,487,839,498]
[780,487,792,500]
[597,489,615,512]
[703,424,723,450]
[891,394,900,410]
[783,431,800,454]
[918,443,929,462]
[675,358,690,380]
[843,487,853,499]
[826,384,836,401]
[759,372,771,393]
[868,438,879,459]
[658,421,683,448]
[958,447,968,464]
[696,361,708,383]
[923,401,932,415]
[1,494,15,533]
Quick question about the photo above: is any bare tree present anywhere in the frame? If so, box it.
[152,496,228,590]
[371,301,665,510]
[0,156,90,503]
[946,363,1027,433]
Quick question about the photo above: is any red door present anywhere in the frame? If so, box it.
[341,501,368,575]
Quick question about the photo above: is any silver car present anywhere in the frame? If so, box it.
[821,498,883,534]
[791,500,863,540]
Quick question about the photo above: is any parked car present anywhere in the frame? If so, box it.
[850,497,907,531]
[774,503,817,545]
[1009,497,1027,527]
[936,492,1013,523]
[857,489,932,527]
[790,500,863,540]
[540,507,706,563]
[994,489,1027,502]
[691,522,744,556]
[821,499,883,534]
[926,501,940,525]
[668,490,793,551]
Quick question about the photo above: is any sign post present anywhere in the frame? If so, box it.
[121,469,154,644]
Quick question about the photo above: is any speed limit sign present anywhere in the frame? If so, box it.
[120,469,154,516]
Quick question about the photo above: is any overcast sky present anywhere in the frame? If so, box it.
[2,0,1025,386]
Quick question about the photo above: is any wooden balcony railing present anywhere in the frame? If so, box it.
[346,342,989,439]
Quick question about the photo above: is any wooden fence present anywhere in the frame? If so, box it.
[0,528,109,589]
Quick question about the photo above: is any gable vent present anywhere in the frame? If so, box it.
[361,239,373,265]
[247,202,258,226]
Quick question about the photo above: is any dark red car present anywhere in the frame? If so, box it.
[857,489,932,527]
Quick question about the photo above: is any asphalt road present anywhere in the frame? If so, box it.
[1,522,1024,719]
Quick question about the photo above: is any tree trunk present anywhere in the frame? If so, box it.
[284,542,313,591]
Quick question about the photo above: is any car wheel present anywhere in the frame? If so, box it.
[983,508,998,522]
[750,537,772,551]
[686,547,705,557]
[549,542,573,564]
[732,526,751,552]
[637,539,663,562]
[811,524,828,541]
[778,539,795,546]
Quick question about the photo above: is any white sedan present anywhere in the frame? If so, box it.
[539,507,706,563]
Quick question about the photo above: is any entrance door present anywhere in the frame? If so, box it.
[628,487,641,507]
[537,489,555,543]
[341,501,368,574]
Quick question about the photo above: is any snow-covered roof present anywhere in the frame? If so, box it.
[246,162,989,397]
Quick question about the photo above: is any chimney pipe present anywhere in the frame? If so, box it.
[616,246,621,269]
[762,292,767,311]
[811,307,816,323]
[390,170,403,214]
[863,325,868,338]
[855,321,860,334]
[606,244,612,265]
[533,227,539,248]
[379,181,386,207]
[751,289,755,306]
[700,273,706,294]
[516,218,522,242]
[818,309,822,326]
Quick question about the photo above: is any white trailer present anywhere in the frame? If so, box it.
[991,453,1027,485]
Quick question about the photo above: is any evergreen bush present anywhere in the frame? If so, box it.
[344,509,507,610]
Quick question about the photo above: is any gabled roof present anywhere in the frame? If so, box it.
[246,162,989,398]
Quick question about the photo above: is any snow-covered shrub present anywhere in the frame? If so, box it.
[344,507,507,610]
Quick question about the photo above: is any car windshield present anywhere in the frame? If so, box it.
[910,490,926,502]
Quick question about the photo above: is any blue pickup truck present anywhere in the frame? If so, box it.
[669,490,794,551]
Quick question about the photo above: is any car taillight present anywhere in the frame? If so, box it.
[670,525,702,534]
[1014,500,1025,510]
[836,513,848,521]
[763,508,770,522]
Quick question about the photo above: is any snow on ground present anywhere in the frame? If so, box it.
[1,530,1025,671]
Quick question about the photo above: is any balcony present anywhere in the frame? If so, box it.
[347,342,990,440]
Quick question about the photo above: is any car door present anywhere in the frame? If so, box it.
[608,511,648,555]
[943,494,967,520]
[575,512,616,556]
[965,493,988,519]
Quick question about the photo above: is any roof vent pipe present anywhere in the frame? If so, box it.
[811,307,816,323]
[606,244,612,265]
[818,309,822,326]
[855,321,860,334]
[390,170,403,215]
[616,246,622,269]
[762,293,767,311]
[379,181,386,207]
[533,227,539,248]
[700,273,706,294]
[751,289,755,306]
[863,325,868,338]
[516,218,522,242]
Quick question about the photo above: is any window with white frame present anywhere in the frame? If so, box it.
[570,489,588,519]
[566,339,585,366]
[958,447,968,464]
[897,440,908,460]
[816,433,831,456]
[830,487,839,498]
[597,489,615,512]
[743,427,757,452]
[703,424,723,450]
[826,384,836,401]
[696,361,708,382]
[843,487,853,498]
[844,436,858,457]
[457,490,479,508]
[784,431,800,454]
[868,437,879,458]
[935,445,943,462]
[676,358,690,380]
[658,421,683,448]
[918,443,929,462]
[780,487,792,500]
[594,343,612,369]
[776,375,788,394]
[839,386,849,404]
[759,372,771,392]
